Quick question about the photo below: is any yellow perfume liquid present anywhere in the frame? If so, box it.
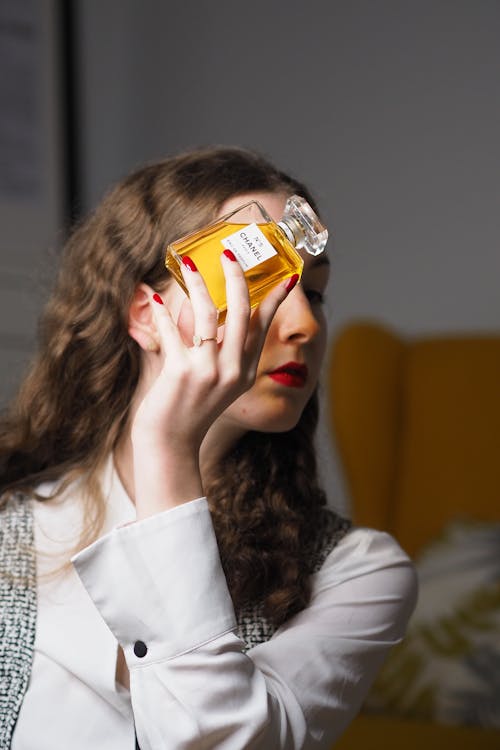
[166,221,304,325]
[165,195,328,326]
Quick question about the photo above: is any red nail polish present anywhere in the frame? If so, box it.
[285,274,299,294]
[182,256,197,272]
[223,248,237,262]
[152,293,164,305]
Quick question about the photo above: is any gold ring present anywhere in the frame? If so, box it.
[192,334,218,347]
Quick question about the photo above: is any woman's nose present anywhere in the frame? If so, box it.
[275,285,322,343]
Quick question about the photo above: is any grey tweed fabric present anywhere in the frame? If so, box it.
[0,498,37,749]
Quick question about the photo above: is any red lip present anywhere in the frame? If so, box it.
[267,361,308,388]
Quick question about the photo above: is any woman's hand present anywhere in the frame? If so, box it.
[130,252,295,520]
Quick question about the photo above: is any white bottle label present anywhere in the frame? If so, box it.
[221,223,277,271]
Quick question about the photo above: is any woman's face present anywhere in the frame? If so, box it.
[162,191,330,438]
[216,192,329,435]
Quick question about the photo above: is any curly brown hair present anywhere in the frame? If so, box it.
[0,146,333,625]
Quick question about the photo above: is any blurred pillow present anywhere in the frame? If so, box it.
[364,519,500,728]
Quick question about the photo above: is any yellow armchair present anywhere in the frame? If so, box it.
[327,320,500,748]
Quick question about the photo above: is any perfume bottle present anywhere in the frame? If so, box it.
[165,195,328,325]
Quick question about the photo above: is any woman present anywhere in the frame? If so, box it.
[0,147,417,749]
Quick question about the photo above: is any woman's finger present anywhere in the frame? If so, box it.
[179,256,219,347]
[245,274,299,353]
[176,297,196,348]
[149,290,186,358]
[219,250,251,359]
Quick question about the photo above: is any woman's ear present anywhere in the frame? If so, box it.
[128,283,160,352]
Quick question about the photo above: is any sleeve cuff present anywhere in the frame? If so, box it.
[72,497,237,667]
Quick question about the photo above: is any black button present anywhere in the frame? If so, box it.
[134,640,148,658]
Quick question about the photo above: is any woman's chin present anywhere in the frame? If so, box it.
[221,386,312,436]
[240,406,304,434]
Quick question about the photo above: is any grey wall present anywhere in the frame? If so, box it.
[0,0,65,403]
[77,0,500,336]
